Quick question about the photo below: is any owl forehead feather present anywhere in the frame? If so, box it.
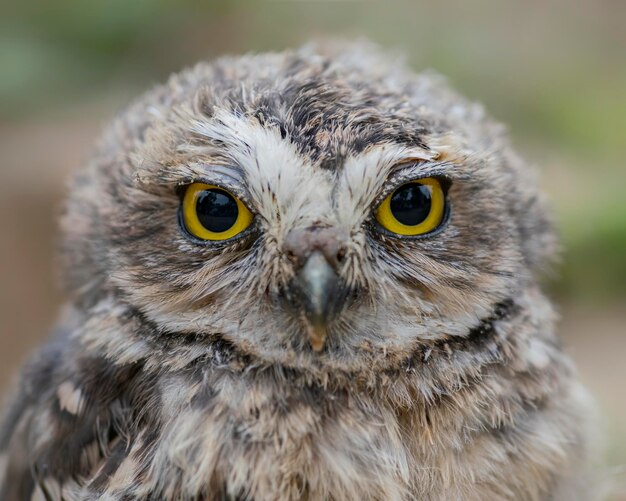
[126,42,490,198]
[138,44,447,167]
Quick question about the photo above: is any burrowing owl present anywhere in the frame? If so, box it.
[0,43,594,500]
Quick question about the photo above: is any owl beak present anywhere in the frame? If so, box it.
[294,251,341,351]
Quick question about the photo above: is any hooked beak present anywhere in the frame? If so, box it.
[292,251,341,351]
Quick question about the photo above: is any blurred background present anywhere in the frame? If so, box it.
[0,0,624,496]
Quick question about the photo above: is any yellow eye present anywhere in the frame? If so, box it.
[181,183,253,241]
[375,177,446,236]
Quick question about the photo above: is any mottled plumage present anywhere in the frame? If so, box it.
[0,43,593,500]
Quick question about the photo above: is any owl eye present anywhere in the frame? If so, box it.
[181,183,253,241]
[375,177,446,236]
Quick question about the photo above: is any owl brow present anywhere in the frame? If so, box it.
[387,160,458,184]
[190,164,247,186]
[150,162,247,190]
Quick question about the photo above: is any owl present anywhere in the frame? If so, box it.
[0,42,594,500]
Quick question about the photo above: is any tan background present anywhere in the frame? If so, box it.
[1,0,625,497]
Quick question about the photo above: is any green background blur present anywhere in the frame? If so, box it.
[1,0,624,496]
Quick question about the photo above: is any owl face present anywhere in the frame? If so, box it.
[62,47,553,373]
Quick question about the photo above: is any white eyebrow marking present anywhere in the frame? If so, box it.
[335,143,436,229]
[190,110,333,231]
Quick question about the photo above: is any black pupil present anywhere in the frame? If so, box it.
[196,189,239,233]
[389,183,432,226]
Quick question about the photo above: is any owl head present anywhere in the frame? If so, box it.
[60,43,556,374]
